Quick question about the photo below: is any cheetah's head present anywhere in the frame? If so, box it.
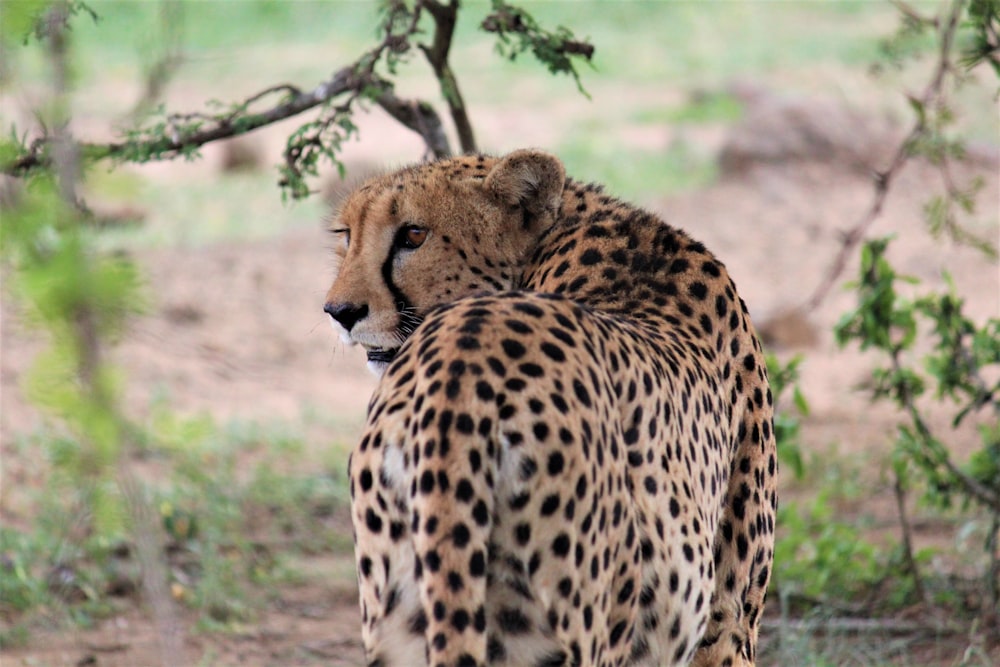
[324,149,566,376]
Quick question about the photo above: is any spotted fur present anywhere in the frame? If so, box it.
[324,150,776,667]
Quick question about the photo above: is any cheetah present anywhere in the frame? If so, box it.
[323,150,776,667]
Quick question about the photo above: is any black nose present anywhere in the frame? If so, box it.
[324,302,369,331]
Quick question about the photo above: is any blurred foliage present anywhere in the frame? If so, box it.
[765,353,809,482]
[835,236,1000,614]
[1,175,144,542]
[836,238,999,515]
[481,0,594,96]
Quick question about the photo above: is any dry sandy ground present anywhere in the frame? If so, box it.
[1,89,998,666]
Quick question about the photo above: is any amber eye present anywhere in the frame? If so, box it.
[330,228,350,247]
[396,225,428,250]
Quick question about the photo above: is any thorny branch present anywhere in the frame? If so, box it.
[4,1,594,195]
[803,0,971,312]
[3,0,449,182]
[5,67,361,173]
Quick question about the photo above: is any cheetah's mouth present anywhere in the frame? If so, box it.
[366,348,398,364]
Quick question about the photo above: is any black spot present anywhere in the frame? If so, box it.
[533,422,550,441]
[644,476,657,494]
[540,342,566,362]
[456,479,475,503]
[540,494,560,516]
[552,533,571,557]
[580,248,602,265]
[456,413,475,434]
[451,608,470,632]
[384,588,399,616]
[669,258,689,274]
[617,578,635,604]
[502,339,527,359]
[519,362,544,377]
[572,380,591,407]
[472,500,489,526]
[475,381,495,402]
[452,523,471,548]
[547,451,565,476]
[456,336,480,351]
[505,318,532,334]
[408,609,428,633]
[420,470,435,494]
[470,550,486,577]
[673,639,689,663]
[390,521,406,541]
[510,492,531,510]
[496,607,531,634]
[715,295,728,318]
[513,302,545,318]
[488,638,506,661]
[689,281,708,300]
[365,509,383,533]
[669,497,681,518]
[737,533,749,560]
[609,620,628,646]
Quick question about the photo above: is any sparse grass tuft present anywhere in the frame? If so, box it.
[0,413,353,638]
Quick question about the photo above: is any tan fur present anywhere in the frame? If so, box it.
[325,150,776,667]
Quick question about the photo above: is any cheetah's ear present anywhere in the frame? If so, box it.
[484,150,565,225]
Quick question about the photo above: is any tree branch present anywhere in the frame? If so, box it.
[419,0,477,153]
[374,88,451,159]
[803,0,967,312]
[3,1,447,189]
[3,68,361,176]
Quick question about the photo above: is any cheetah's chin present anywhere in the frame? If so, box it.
[365,348,398,377]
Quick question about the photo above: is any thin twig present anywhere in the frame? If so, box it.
[890,348,1000,511]
[892,469,928,606]
[803,0,968,312]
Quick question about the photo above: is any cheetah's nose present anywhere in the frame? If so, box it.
[324,302,369,332]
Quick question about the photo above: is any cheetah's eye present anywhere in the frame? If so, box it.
[395,225,428,250]
[330,227,350,248]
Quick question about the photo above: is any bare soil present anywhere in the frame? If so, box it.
[1,87,998,666]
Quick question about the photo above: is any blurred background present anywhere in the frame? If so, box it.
[1,1,997,665]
